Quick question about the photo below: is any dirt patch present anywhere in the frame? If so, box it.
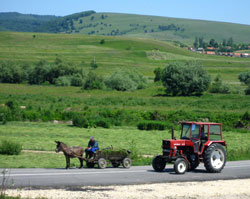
[5,179,250,199]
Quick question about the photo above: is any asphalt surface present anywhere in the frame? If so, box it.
[1,160,250,188]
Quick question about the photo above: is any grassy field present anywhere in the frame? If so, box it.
[0,122,249,168]
[0,32,249,81]
[0,32,249,168]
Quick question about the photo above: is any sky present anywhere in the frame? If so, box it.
[1,0,250,25]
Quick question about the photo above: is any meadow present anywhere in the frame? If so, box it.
[0,122,250,168]
[0,32,249,168]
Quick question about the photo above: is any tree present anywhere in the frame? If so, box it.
[239,72,250,84]
[90,58,98,69]
[222,39,227,47]
[198,37,204,48]
[153,67,163,82]
[194,37,198,48]
[79,19,83,24]
[209,39,215,47]
[227,37,233,46]
[239,72,250,95]
[161,62,211,96]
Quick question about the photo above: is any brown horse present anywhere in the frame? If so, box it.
[55,141,84,169]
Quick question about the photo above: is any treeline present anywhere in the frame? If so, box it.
[193,37,250,52]
[158,24,184,32]
[0,11,95,33]
[0,59,147,91]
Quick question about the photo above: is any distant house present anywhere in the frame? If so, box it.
[188,47,196,51]
[242,53,249,57]
[197,48,204,51]
[206,51,216,55]
[207,47,215,51]
[248,46,250,49]
[234,53,241,57]
[226,46,232,50]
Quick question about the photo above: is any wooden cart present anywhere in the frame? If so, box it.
[84,147,132,169]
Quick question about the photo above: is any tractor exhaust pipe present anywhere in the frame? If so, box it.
[172,126,176,140]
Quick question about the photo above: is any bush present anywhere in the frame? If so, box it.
[0,61,27,83]
[100,39,105,44]
[0,140,22,155]
[239,72,250,84]
[209,75,230,94]
[161,62,211,96]
[83,72,105,90]
[55,76,71,86]
[105,70,147,91]
[137,120,168,131]
[72,114,111,128]
[71,73,84,86]
[90,59,98,69]
[72,114,89,128]
[245,84,250,95]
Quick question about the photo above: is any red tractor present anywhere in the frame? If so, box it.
[152,122,227,174]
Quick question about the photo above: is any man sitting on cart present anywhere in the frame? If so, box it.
[85,137,99,158]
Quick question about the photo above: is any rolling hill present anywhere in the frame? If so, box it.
[1,11,250,44]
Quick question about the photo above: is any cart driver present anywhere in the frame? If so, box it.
[85,137,99,158]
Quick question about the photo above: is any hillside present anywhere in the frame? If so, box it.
[0,31,249,82]
[1,11,250,44]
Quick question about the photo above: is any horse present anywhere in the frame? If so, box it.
[55,141,84,169]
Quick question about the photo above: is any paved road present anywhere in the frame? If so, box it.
[1,160,250,188]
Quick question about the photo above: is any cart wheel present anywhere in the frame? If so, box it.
[86,162,95,168]
[98,158,107,169]
[112,162,120,168]
[122,158,132,169]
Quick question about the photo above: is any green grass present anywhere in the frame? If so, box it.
[0,122,249,168]
[0,32,249,82]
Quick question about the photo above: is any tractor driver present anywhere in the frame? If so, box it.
[85,137,99,158]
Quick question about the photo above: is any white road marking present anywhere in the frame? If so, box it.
[0,170,146,177]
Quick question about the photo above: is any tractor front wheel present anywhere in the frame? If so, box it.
[174,158,188,174]
[152,155,166,172]
[204,144,226,173]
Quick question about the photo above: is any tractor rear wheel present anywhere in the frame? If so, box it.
[174,158,188,174]
[152,155,166,172]
[204,144,226,173]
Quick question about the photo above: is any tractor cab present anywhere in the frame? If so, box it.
[180,122,224,153]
